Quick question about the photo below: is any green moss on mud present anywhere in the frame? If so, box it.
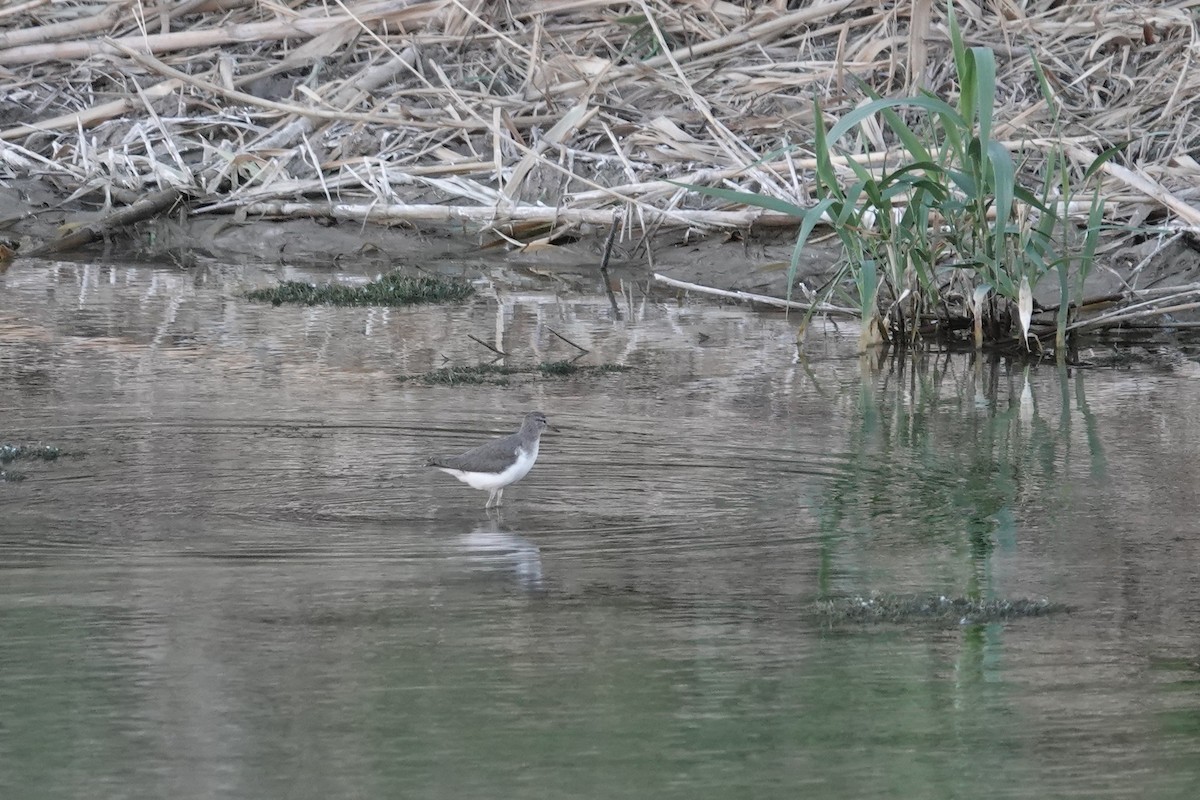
[248,273,474,307]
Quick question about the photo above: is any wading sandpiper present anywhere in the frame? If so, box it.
[426,411,551,509]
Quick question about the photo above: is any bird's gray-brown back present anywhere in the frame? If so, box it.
[428,432,526,473]
[427,412,548,473]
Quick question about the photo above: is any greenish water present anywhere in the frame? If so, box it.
[2,258,1200,799]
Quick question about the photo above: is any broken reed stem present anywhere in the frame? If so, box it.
[598,215,622,319]
[1065,144,1200,228]
[28,188,183,255]
[1068,296,1200,332]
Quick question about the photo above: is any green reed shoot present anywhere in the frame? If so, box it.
[683,1,1111,350]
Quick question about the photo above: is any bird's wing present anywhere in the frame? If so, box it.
[427,433,521,473]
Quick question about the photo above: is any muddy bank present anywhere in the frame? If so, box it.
[0,177,841,294]
[4,173,1200,322]
[5,177,1198,311]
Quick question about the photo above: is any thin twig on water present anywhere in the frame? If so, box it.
[546,326,590,354]
[466,335,507,357]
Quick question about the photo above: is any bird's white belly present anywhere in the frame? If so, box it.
[440,443,539,490]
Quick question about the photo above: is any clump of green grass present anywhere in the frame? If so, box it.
[402,361,631,385]
[247,272,474,307]
[683,0,1115,353]
[813,594,1066,627]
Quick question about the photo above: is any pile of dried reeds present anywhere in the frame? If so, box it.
[1,0,1198,263]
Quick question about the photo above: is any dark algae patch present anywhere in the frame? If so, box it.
[247,272,474,306]
[401,361,631,386]
[1,443,70,482]
[405,364,523,386]
[0,444,63,463]
[537,360,631,376]
[813,594,1068,627]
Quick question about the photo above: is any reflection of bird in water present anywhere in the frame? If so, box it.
[459,524,544,592]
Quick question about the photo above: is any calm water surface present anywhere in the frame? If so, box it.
[2,257,1199,799]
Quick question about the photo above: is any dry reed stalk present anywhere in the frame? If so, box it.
[0,2,125,49]
[0,1,446,64]
[0,0,53,22]
[0,77,184,140]
[1065,144,1200,228]
[235,199,811,228]
[0,0,1196,259]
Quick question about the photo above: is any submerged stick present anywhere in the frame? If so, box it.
[653,273,859,316]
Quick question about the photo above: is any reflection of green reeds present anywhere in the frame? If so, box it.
[247,273,474,307]
[815,353,1103,622]
[682,1,1113,350]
